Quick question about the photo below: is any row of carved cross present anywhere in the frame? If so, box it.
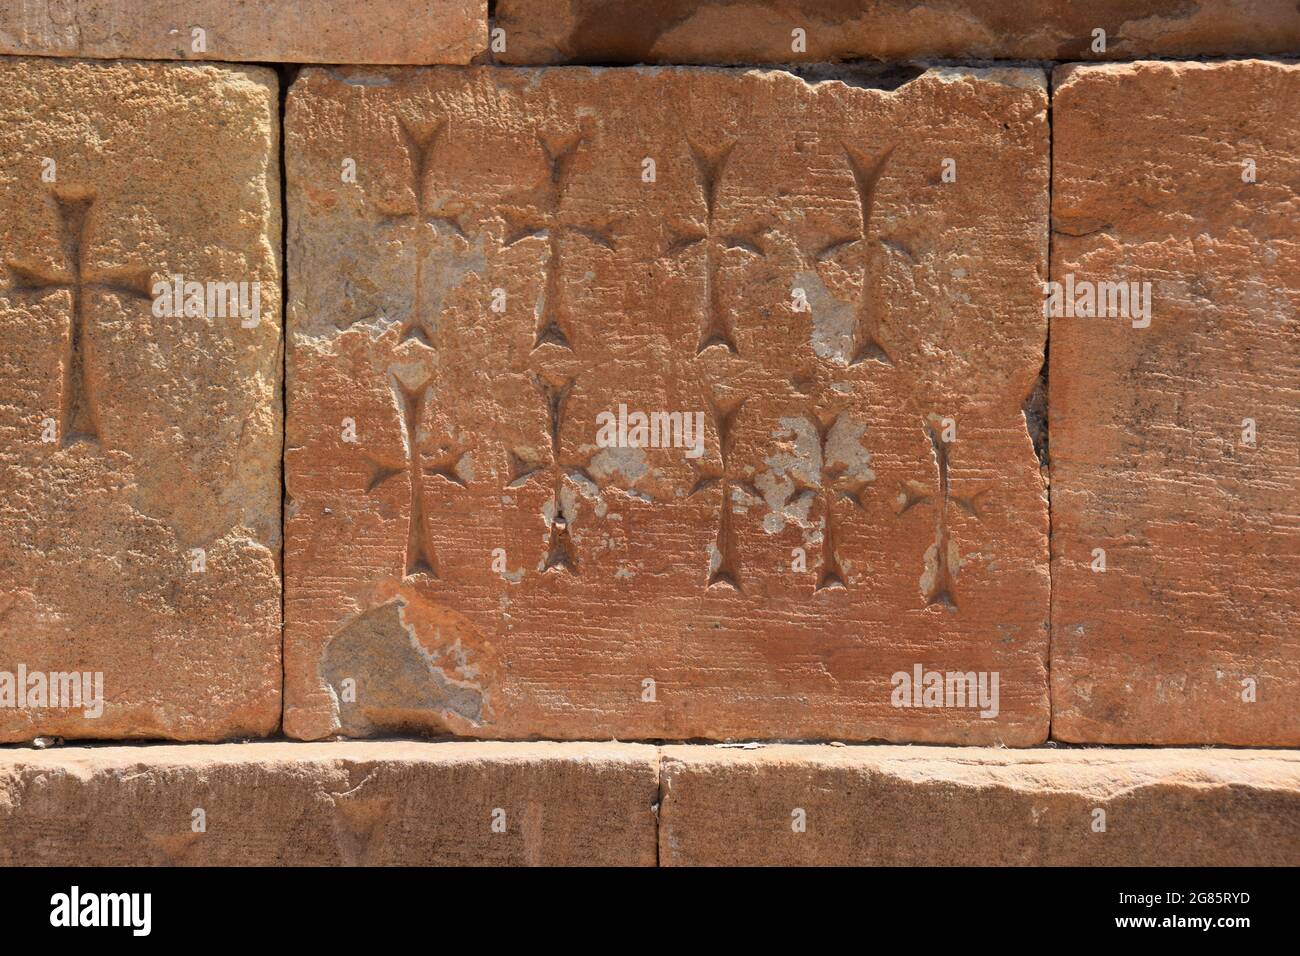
[378,119,922,598]
[6,124,896,452]
[2,127,975,607]
[383,119,895,363]
[371,119,984,605]
[363,373,985,607]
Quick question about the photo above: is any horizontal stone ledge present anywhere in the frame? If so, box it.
[658,745,1300,866]
[494,0,1300,65]
[0,741,660,865]
[0,1,487,64]
[3,742,1296,866]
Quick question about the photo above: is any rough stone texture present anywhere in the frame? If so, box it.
[285,65,1049,744]
[659,744,1300,866]
[495,1,1300,65]
[0,741,659,865]
[1050,61,1300,746]
[0,1,487,64]
[0,59,282,741]
[2,742,1296,867]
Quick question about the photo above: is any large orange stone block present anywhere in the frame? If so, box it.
[285,65,1050,744]
[1050,60,1300,745]
[0,59,282,741]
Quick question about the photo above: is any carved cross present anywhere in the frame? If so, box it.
[781,411,872,592]
[501,131,616,353]
[690,394,761,591]
[380,116,471,347]
[5,189,154,447]
[364,373,474,579]
[896,418,988,609]
[814,143,896,366]
[665,137,770,355]
[509,375,605,574]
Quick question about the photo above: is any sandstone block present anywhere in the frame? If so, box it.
[1050,61,1300,745]
[0,1,487,64]
[0,58,282,741]
[495,1,1300,65]
[659,744,1300,866]
[0,741,659,865]
[285,66,1049,744]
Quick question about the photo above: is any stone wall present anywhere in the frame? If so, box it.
[0,1,1296,865]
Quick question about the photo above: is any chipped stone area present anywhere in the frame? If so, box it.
[322,587,496,736]
[285,65,1049,744]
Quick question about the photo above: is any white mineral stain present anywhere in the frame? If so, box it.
[589,445,648,484]
[947,537,963,576]
[919,538,941,600]
[755,414,874,538]
[338,71,392,87]
[348,310,401,342]
[567,468,600,500]
[825,416,875,483]
[795,269,856,366]
[755,416,819,533]
[456,451,476,483]
[559,485,581,522]
[728,482,756,510]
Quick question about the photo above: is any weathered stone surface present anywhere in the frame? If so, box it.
[0,59,282,741]
[0,741,659,865]
[1050,61,1300,746]
[659,744,1300,866]
[0,1,487,64]
[285,66,1049,744]
[494,1,1300,65]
